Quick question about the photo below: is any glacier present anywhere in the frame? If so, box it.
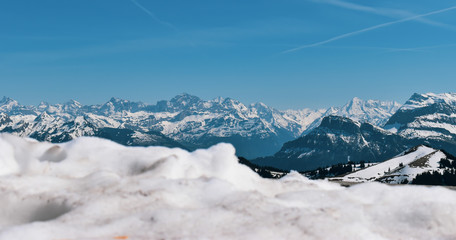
[0,134,455,239]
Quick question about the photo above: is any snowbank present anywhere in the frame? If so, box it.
[0,134,455,239]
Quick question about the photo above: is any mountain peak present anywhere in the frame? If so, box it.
[108,97,127,103]
[401,92,456,111]
[0,96,14,103]
[0,97,20,112]
[64,99,82,107]
[213,96,225,103]
[0,96,18,105]
[170,93,201,107]
[252,102,272,115]
[385,92,456,139]
[321,115,361,127]
[314,115,364,136]
[253,102,268,108]
[34,111,54,122]
[171,93,200,101]
[350,97,363,103]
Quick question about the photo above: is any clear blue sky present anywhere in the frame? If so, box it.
[1,0,456,109]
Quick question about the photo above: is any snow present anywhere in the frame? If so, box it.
[283,108,326,132]
[330,97,401,126]
[386,93,456,140]
[304,97,401,134]
[400,129,448,139]
[400,92,456,111]
[0,95,398,147]
[337,146,436,182]
[386,151,446,183]
[384,122,401,133]
[0,135,456,239]
[337,146,453,184]
[85,113,121,128]
[409,119,456,135]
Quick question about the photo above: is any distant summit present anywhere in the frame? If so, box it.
[303,97,401,134]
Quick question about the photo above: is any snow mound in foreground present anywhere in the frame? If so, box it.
[0,134,455,240]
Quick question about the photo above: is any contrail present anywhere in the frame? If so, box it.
[313,0,456,30]
[129,0,177,30]
[283,5,456,53]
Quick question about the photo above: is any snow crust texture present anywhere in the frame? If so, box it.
[0,134,455,240]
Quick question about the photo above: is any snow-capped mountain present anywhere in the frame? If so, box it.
[384,93,456,156]
[0,94,404,159]
[385,93,456,138]
[0,94,327,158]
[141,95,327,157]
[304,97,401,133]
[253,116,413,171]
[3,92,456,171]
[0,97,37,116]
[335,145,456,184]
[331,97,401,126]
[253,92,456,172]
[0,103,184,149]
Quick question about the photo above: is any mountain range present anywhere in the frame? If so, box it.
[0,94,399,159]
[3,92,454,172]
[252,115,413,171]
[253,92,456,171]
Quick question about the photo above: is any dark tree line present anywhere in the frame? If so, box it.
[411,156,456,186]
[412,169,456,186]
[306,161,367,179]
[238,157,288,179]
[439,158,456,169]
[237,157,368,180]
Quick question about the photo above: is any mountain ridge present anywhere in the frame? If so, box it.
[254,92,456,172]
[0,94,400,158]
[252,115,413,171]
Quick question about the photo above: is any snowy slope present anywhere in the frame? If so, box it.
[383,92,456,156]
[385,93,456,138]
[0,135,456,239]
[337,145,453,183]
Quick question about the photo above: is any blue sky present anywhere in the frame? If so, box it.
[1,0,456,109]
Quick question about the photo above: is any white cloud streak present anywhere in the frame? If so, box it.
[129,0,177,30]
[283,5,456,53]
[314,0,456,30]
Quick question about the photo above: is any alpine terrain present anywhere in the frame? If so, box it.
[384,93,456,155]
[334,145,456,185]
[254,92,456,172]
[253,116,413,171]
[0,94,400,158]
